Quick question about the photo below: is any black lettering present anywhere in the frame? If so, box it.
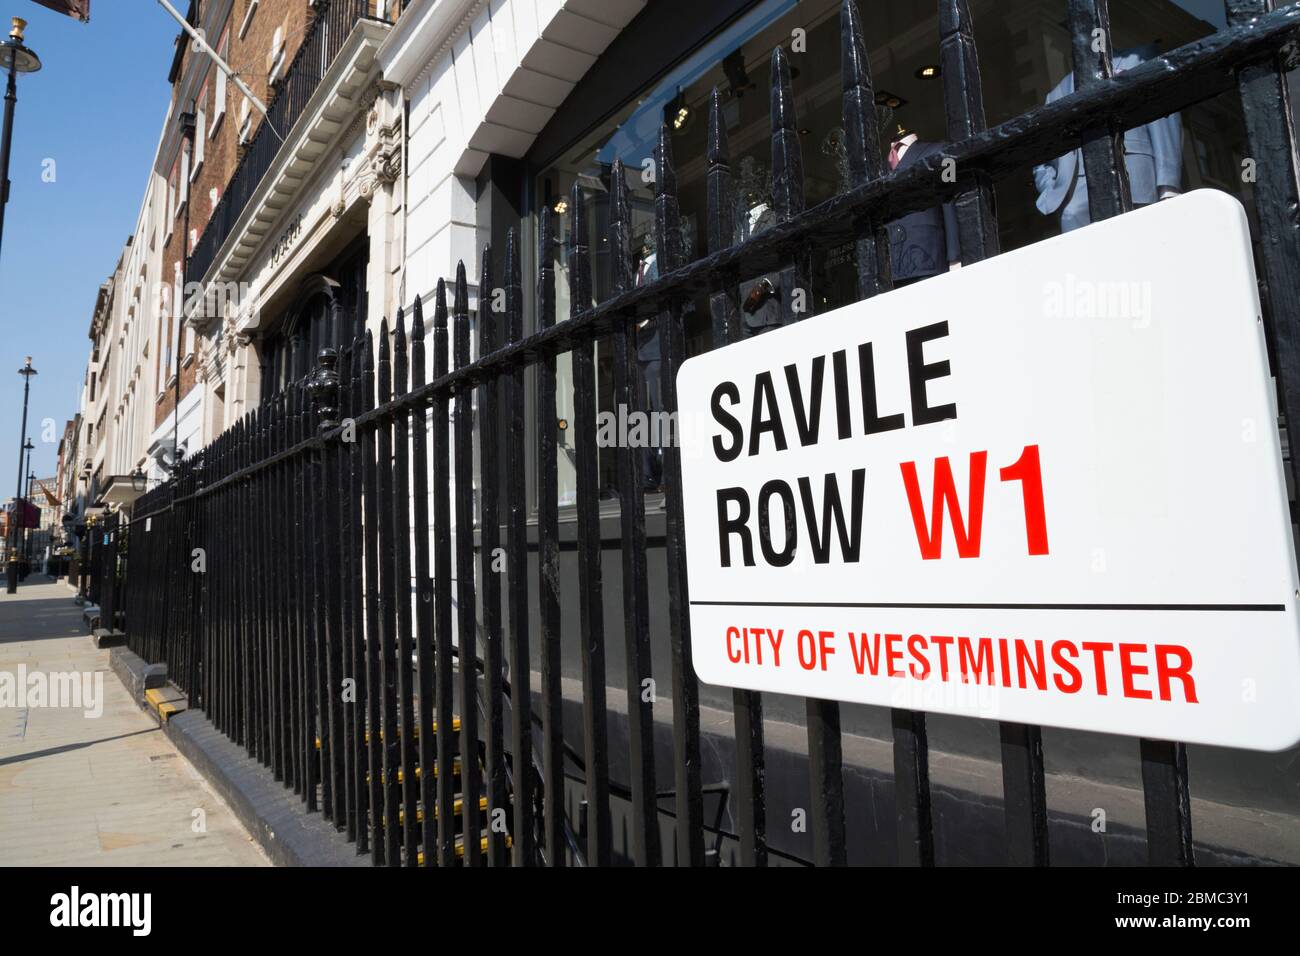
[716,488,754,567]
[858,341,905,435]
[906,321,957,425]
[757,480,797,567]
[784,356,825,447]
[797,468,866,563]
[711,381,744,462]
[832,348,852,440]
[749,371,788,456]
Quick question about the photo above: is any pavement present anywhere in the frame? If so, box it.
[0,577,268,866]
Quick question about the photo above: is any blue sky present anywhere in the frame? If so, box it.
[0,4,176,491]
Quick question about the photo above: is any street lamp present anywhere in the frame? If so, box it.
[130,467,147,493]
[6,356,35,593]
[0,18,40,265]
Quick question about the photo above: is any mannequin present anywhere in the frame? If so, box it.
[1034,44,1183,232]
[888,130,918,169]
[885,124,961,285]
[739,201,785,337]
[634,234,664,490]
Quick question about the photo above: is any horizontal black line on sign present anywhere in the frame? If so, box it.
[689,601,1287,612]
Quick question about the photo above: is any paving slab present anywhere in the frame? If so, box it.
[0,579,268,867]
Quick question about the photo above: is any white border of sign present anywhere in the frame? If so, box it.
[676,190,1300,751]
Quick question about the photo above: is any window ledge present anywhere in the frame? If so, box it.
[238,0,258,39]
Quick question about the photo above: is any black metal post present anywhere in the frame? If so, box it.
[7,359,34,592]
[0,57,17,263]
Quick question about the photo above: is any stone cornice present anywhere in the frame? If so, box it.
[377,0,487,91]
[187,18,391,322]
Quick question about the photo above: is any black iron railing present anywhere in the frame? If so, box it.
[185,0,385,286]
[118,0,1300,866]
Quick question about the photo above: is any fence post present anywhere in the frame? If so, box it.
[309,347,346,831]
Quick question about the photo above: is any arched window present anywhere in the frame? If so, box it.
[260,275,339,403]
[257,242,368,405]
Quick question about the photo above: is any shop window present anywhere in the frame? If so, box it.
[533,0,1261,508]
[536,0,888,501]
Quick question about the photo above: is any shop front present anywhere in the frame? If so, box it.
[382,0,1300,864]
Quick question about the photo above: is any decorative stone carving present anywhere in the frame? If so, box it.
[340,84,403,212]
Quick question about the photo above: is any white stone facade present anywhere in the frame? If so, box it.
[382,0,645,315]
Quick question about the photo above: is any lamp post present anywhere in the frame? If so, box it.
[0,18,40,265]
[6,356,35,592]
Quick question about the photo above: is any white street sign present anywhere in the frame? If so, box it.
[675,190,1300,751]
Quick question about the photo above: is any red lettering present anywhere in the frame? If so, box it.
[931,635,954,681]
[885,633,903,677]
[957,636,994,684]
[848,632,883,676]
[1155,644,1198,703]
[727,626,742,664]
[900,453,987,559]
[908,634,930,680]
[818,630,836,671]
[1119,643,1152,700]
[1016,640,1046,691]
[797,629,817,670]
[999,444,1050,555]
[1080,641,1113,695]
[766,628,783,667]
[1051,640,1082,693]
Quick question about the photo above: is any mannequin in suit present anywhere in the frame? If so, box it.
[886,127,961,284]
[1034,44,1183,232]
[635,239,664,490]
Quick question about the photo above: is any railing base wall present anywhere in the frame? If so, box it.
[161,708,367,868]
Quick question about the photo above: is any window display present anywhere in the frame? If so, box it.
[1033,43,1184,232]
[530,0,1266,512]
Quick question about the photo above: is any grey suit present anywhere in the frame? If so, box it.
[887,140,960,283]
[1034,45,1183,232]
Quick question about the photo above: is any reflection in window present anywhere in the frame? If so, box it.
[531,0,1267,509]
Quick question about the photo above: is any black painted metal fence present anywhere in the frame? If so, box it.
[120,0,1300,865]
